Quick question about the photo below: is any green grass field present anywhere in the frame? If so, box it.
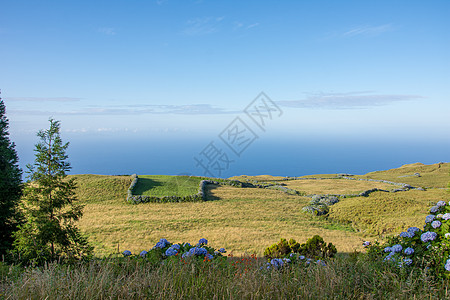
[132,175,201,197]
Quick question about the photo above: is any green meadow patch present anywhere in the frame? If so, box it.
[132,175,202,197]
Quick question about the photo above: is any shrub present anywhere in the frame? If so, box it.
[367,200,450,278]
[264,235,336,260]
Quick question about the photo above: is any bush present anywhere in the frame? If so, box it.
[264,235,337,260]
[367,200,450,278]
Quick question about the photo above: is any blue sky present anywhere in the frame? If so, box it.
[1,0,449,175]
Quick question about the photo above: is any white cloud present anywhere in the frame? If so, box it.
[9,103,239,116]
[277,92,423,109]
[98,27,116,36]
[183,17,225,36]
[7,97,81,102]
[343,24,393,37]
[246,23,259,29]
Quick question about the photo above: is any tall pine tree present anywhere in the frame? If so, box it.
[13,119,91,263]
[0,95,22,255]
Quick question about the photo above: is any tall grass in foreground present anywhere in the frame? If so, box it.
[2,254,449,299]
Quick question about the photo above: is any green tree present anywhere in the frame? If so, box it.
[13,119,92,263]
[0,97,23,255]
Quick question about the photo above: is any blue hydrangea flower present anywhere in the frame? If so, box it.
[384,252,395,262]
[437,214,444,219]
[165,247,178,257]
[430,206,439,213]
[299,255,306,260]
[437,201,446,207]
[289,253,295,257]
[185,247,207,257]
[399,231,414,238]
[270,258,284,268]
[407,227,421,234]
[403,258,413,266]
[404,247,414,255]
[316,260,326,266]
[384,247,392,253]
[205,253,214,260]
[421,231,437,242]
[443,213,450,220]
[391,244,402,253]
[122,250,132,256]
[432,220,442,229]
[425,215,436,223]
[183,242,191,247]
[171,244,181,250]
[363,241,370,247]
[198,238,208,245]
[218,248,226,253]
[445,233,450,239]
[139,250,148,257]
[153,238,170,249]
[445,259,450,271]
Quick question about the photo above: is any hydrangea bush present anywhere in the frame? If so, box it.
[121,238,227,264]
[368,200,450,277]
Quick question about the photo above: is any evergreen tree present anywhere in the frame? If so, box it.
[0,96,23,255]
[13,119,92,263]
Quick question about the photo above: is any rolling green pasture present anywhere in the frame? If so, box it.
[132,175,201,197]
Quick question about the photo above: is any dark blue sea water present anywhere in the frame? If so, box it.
[14,133,450,178]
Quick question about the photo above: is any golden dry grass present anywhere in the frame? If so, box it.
[283,179,398,195]
[78,184,367,256]
[72,162,449,257]
[328,189,449,235]
[356,162,449,188]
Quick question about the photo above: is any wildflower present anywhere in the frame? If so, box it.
[404,247,414,255]
[430,206,439,213]
[316,260,326,266]
[363,241,370,247]
[445,259,450,271]
[407,227,421,234]
[122,250,132,256]
[205,253,213,260]
[153,238,170,249]
[384,247,392,253]
[165,247,178,257]
[139,250,148,257]
[270,258,284,269]
[391,244,402,253]
[431,220,442,229]
[218,248,226,253]
[402,258,413,266]
[399,232,414,238]
[198,238,208,245]
[425,215,435,223]
[384,252,395,262]
[443,213,450,220]
[421,231,437,242]
[437,201,446,207]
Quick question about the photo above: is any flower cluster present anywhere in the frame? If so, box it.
[369,200,450,276]
[121,238,227,263]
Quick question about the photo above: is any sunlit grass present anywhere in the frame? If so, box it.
[283,178,397,195]
[132,175,201,197]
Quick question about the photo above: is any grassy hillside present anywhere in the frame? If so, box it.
[356,162,449,188]
[71,162,449,257]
